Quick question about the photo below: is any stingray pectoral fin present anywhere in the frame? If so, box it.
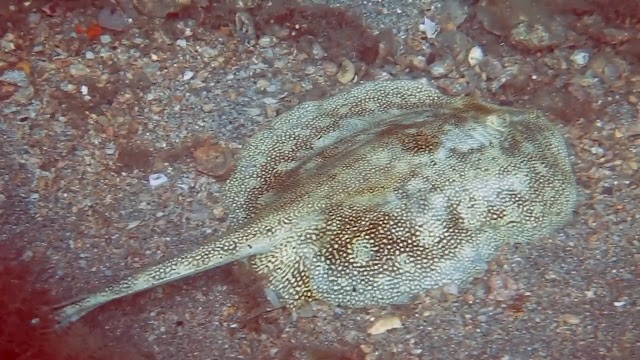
[53,223,276,327]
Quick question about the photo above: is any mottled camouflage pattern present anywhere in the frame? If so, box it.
[55,79,577,325]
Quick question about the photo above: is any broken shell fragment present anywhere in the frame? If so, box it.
[468,45,484,66]
[367,315,403,335]
[337,59,356,84]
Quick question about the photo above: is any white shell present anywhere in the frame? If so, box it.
[182,70,195,80]
[468,46,484,66]
[419,17,440,39]
[570,50,589,68]
[149,173,169,187]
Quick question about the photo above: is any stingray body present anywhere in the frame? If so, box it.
[54,79,577,326]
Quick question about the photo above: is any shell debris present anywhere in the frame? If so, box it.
[367,315,403,335]
[337,59,355,84]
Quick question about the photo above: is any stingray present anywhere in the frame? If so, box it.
[53,79,577,326]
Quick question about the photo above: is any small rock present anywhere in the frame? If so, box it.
[99,34,112,44]
[200,46,219,58]
[176,38,188,48]
[105,143,116,155]
[258,35,277,48]
[28,12,42,26]
[202,104,214,113]
[559,314,581,325]
[296,35,326,59]
[570,50,589,68]
[429,60,453,78]
[407,55,427,71]
[360,344,374,354]
[98,7,131,31]
[126,220,142,229]
[60,82,77,92]
[511,22,561,50]
[310,41,327,59]
[149,173,169,187]
[443,283,459,295]
[322,61,339,76]
[367,315,403,335]
[212,206,226,219]
[487,274,519,301]
[256,78,270,91]
[0,70,29,87]
[69,64,89,76]
[0,39,15,51]
[85,50,95,60]
[265,105,278,118]
[183,70,195,80]
[143,63,161,77]
[478,56,503,79]
[134,0,192,18]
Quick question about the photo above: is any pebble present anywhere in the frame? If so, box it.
[100,34,112,44]
[443,283,459,295]
[322,61,339,76]
[176,39,188,48]
[27,12,41,26]
[143,63,161,77]
[127,220,143,229]
[367,316,403,335]
[570,50,589,68]
[429,60,453,78]
[407,55,427,71]
[149,173,169,187]
[202,104,214,113]
[0,70,29,87]
[98,7,131,31]
[478,56,503,79]
[69,64,89,76]
[311,41,327,59]
[200,46,219,58]
[85,50,95,60]
[105,143,116,155]
[183,70,195,80]
[1,39,15,51]
[61,82,77,92]
[256,78,270,91]
[559,314,581,325]
[258,35,277,48]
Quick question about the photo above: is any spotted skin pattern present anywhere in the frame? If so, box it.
[54,79,577,325]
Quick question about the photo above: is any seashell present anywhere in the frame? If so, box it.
[337,59,356,84]
[468,45,484,67]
